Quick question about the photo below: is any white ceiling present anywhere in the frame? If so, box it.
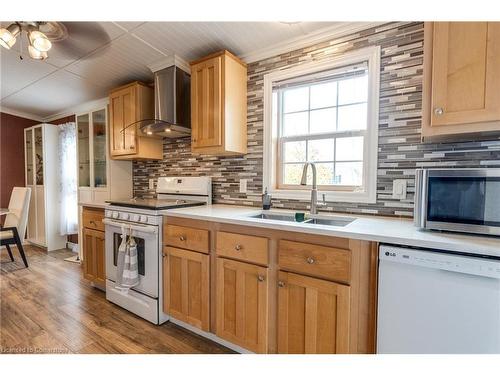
[0,21,350,120]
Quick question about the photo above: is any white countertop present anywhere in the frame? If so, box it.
[161,204,500,257]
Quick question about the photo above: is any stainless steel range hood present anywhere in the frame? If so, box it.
[139,56,191,138]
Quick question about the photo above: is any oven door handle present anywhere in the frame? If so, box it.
[103,218,158,234]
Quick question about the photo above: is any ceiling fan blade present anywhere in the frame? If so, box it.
[45,22,111,60]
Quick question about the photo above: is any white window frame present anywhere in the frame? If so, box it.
[263,46,380,204]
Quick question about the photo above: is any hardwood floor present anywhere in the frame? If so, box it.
[0,245,234,354]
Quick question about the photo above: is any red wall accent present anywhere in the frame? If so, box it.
[51,115,76,125]
[0,112,38,209]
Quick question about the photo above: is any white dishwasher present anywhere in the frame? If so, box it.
[377,245,500,354]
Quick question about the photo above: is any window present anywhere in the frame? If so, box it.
[263,47,380,203]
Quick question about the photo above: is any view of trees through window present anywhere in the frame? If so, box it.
[274,71,369,189]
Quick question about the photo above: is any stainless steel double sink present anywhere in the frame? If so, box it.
[247,212,355,227]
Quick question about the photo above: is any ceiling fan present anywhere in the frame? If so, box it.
[0,21,110,61]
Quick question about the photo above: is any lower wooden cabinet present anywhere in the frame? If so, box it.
[82,227,106,287]
[277,271,350,354]
[163,246,210,331]
[216,257,268,353]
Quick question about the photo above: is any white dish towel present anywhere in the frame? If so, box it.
[115,226,140,291]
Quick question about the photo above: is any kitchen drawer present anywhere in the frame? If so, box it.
[216,231,268,266]
[82,207,105,231]
[164,224,209,254]
[278,240,351,283]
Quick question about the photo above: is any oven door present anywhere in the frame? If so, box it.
[104,218,159,298]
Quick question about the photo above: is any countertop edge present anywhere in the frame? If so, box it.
[161,205,500,258]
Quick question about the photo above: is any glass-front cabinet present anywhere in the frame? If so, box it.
[92,109,107,188]
[76,108,108,203]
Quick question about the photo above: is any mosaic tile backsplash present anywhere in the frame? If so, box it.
[133,21,500,217]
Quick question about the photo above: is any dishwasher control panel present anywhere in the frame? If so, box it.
[379,245,500,280]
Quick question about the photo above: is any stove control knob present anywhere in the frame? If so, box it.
[112,211,119,219]
[132,214,140,221]
[140,215,148,223]
[120,213,129,220]
[105,211,112,218]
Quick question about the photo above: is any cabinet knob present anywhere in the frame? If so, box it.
[129,145,135,149]
[278,281,285,288]
[306,257,315,264]
[162,253,167,258]
[258,275,265,282]
[179,235,186,241]
[235,244,242,251]
[90,220,96,225]
[434,107,444,116]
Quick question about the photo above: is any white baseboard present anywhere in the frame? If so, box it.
[168,317,253,354]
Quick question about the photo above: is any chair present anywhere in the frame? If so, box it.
[1,187,31,268]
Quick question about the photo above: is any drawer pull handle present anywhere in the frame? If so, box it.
[258,275,265,282]
[179,235,186,241]
[278,281,285,288]
[235,244,242,251]
[306,257,315,264]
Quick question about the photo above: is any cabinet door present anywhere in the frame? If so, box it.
[163,247,210,331]
[277,271,350,354]
[191,56,222,149]
[94,230,106,286]
[216,257,268,353]
[92,109,107,188]
[82,227,97,281]
[431,22,500,126]
[109,86,136,156]
[77,114,90,187]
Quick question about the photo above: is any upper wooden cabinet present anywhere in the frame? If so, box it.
[109,81,163,160]
[190,50,247,155]
[422,22,500,139]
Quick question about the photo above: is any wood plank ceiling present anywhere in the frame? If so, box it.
[0,22,338,120]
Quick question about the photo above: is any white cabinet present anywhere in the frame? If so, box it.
[24,124,67,251]
[76,107,132,204]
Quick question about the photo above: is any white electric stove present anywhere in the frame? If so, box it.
[104,176,211,324]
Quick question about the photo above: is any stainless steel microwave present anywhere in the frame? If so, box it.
[414,168,500,236]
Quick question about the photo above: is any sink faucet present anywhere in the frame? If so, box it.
[300,162,326,214]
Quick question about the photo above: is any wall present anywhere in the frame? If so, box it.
[50,115,76,125]
[0,112,38,210]
[133,22,500,217]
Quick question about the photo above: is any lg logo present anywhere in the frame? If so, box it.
[385,251,396,257]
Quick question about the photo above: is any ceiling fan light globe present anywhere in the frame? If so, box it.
[0,28,17,49]
[28,45,48,60]
[29,30,52,52]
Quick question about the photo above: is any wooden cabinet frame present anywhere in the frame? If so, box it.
[163,216,378,354]
[422,22,500,139]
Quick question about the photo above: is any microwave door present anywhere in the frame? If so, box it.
[422,169,500,236]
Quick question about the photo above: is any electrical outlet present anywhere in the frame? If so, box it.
[149,179,155,190]
[392,179,407,200]
[239,179,247,193]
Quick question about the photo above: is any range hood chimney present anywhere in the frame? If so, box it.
[140,55,191,138]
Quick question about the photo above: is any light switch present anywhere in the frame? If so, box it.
[392,179,407,200]
[239,179,247,193]
[149,179,155,190]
